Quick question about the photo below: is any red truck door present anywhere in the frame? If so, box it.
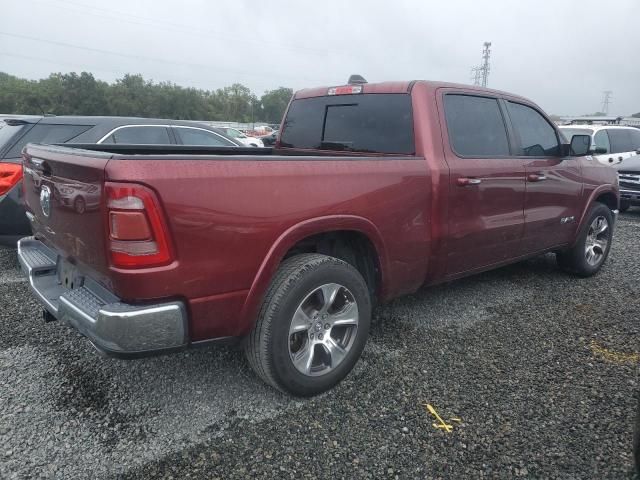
[503,100,582,251]
[438,91,526,275]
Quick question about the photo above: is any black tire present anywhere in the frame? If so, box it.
[244,253,371,396]
[556,203,613,277]
[619,202,630,213]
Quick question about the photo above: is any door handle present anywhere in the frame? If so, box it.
[527,173,547,182]
[457,177,482,186]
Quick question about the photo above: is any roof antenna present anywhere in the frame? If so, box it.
[348,74,367,85]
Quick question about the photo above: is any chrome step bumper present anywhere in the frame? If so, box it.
[17,237,188,357]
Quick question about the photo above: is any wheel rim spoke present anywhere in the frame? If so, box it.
[329,301,358,326]
[319,283,341,313]
[288,282,360,377]
[593,239,607,254]
[323,337,347,368]
[289,308,312,335]
[292,344,315,375]
[585,216,609,266]
[595,218,608,235]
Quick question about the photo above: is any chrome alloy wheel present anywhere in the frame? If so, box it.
[585,215,609,266]
[288,283,359,377]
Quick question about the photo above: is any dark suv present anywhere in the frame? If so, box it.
[0,116,241,245]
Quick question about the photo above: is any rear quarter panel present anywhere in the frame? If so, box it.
[105,156,431,339]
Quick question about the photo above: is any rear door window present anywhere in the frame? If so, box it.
[5,124,93,158]
[506,102,559,156]
[280,93,414,154]
[443,94,510,156]
[608,129,633,153]
[174,127,236,146]
[102,126,171,144]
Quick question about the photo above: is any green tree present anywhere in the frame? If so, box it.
[0,71,289,123]
[260,87,293,123]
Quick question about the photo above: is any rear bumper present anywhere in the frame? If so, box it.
[17,237,188,357]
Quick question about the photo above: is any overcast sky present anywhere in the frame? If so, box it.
[2,0,639,116]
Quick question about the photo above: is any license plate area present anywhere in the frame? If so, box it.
[56,258,84,290]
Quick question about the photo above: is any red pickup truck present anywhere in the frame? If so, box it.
[18,80,619,396]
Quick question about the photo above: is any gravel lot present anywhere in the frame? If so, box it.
[1,214,639,479]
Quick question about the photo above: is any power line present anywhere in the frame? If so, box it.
[0,50,282,94]
[0,31,318,84]
[40,0,328,56]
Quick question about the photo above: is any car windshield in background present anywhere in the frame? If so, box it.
[0,121,27,154]
[280,93,414,154]
[560,128,593,142]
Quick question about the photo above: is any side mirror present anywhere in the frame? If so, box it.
[590,146,608,155]
[570,134,591,156]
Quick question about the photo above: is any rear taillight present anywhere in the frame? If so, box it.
[105,182,174,268]
[0,163,23,196]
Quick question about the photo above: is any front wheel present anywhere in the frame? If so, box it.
[244,253,371,396]
[556,203,613,277]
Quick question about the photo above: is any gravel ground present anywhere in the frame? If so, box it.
[1,214,639,479]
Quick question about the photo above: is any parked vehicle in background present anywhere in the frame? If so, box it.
[0,116,241,245]
[17,79,618,396]
[613,154,640,212]
[248,125,273,136]
[260,130,278,146]
[559,125,640,166]
[217,127,264,147]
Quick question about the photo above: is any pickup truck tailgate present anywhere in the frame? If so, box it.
[22,144,112,283]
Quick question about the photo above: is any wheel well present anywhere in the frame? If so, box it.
[283,231,381,301]
[595,192,618,210]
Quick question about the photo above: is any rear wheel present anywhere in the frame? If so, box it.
[556,203,613,277]
[619,202,630,213]
[244,253,371,396]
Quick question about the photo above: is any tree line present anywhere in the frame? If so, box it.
[0,72,293,124]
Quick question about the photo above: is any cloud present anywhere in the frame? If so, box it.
[2,0,639,115]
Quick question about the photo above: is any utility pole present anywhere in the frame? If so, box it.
[601,91,612,115]
[470,42,492,87]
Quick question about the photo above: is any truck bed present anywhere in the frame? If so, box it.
[22,143,434,340]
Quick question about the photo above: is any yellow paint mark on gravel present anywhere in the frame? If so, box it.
[590,341,640,365]
[423,403,460,433]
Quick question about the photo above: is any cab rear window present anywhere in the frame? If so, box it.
[280,94,414,154]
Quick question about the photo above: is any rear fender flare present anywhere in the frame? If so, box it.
[236,215,388,336]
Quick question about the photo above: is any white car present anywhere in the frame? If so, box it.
[559,125,640,166]
[220,127,264,148]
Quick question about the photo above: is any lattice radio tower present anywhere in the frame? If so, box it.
[601,91,612,115]
[471,42,492,87]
